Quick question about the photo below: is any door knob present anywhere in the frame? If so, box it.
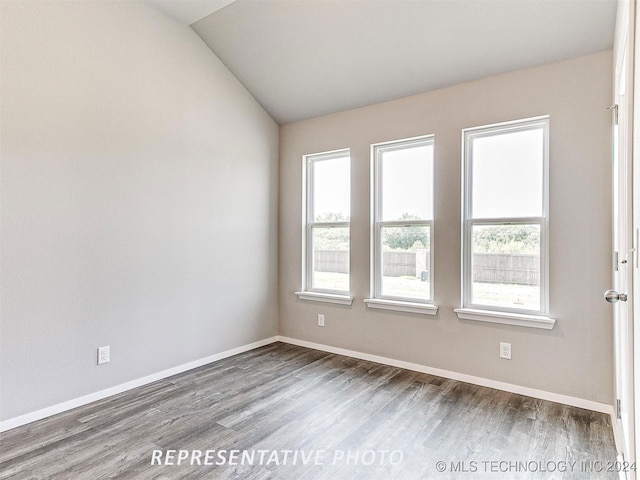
[604,290,628,303]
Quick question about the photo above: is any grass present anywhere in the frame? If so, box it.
[382,275,430,299]
[313,271,350,292]
[313,271,430,300]
[472,282,539,310]
[313,271,539,309]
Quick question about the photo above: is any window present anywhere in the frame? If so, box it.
[365,136,437,315]
[457,116,554,328]
[296,149,352,305]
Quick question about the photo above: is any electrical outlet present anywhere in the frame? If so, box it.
[317,314,325,327]
[97,346,110,365]
[499,342,511,360]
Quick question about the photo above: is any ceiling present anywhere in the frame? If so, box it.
[145,0,235,25]
[162,0,617,125]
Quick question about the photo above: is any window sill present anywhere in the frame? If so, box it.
[453,308,556,330]
[295,291,354,306]
[364,298,438,316]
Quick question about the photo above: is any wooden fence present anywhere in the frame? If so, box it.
[472,253,539,285]
[314,250,539,285]
[381,251,429,277]
[313,250,349,274]
[314,250,429,277]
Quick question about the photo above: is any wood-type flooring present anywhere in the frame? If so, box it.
[0,342,619,479]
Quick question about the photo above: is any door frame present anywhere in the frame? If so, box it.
[614,0,636,473]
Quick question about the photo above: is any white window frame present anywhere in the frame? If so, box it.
[364,135,438,315]
[295,149,353,306]
[455,116,555,329]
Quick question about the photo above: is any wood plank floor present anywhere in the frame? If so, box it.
[0,342,619,479]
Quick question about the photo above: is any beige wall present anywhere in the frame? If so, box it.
[279,51,614,404]
[0,0,613,422]
[0,1,279,420]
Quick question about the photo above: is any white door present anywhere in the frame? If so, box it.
[606,0,635,473]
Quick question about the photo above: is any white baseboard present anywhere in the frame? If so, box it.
[0,336,279,433]
[1,334,615,434]
[277,335,614,415]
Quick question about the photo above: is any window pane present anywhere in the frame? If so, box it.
[381,225,430,300]
[471,224,540,310]
[312,226,349,291]
[381,144,433,221]
[313,156,350,222]
[471,128,543,218]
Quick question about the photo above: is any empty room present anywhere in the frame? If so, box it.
[1,0,637,478]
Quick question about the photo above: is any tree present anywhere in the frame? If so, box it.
[313,212,349,250]
[316,212,348,222]
[473,225,539,254]
[383,213,429,251]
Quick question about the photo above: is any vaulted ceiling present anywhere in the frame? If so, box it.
[148,0,617,125]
